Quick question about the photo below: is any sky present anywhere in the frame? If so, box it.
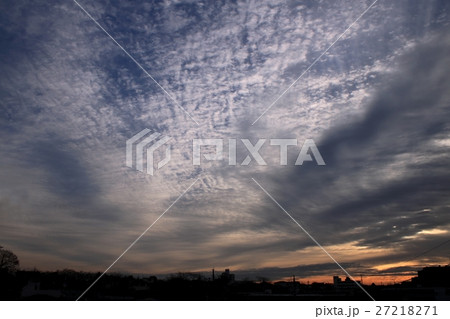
[1,0,450,284]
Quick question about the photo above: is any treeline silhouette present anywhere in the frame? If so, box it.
[0,268,348,300]
[1,266,449,301]
[1,247,449,300]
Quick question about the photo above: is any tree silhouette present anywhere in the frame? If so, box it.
[0,246,19,274]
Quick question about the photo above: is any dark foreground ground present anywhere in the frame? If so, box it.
[1,266,449,301]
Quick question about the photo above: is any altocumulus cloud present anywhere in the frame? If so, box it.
[0,0,449,280]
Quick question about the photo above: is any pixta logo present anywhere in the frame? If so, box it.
[126,130,325,175]
[126,129,171,175]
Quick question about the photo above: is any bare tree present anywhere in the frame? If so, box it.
[0,246,19,274]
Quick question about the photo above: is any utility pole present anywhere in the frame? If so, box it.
[292,275,296,296]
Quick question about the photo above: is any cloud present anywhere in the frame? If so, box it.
[0,0,449,281]
[250,31,450,270]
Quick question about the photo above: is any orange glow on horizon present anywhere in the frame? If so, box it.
[277,274,414,286]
